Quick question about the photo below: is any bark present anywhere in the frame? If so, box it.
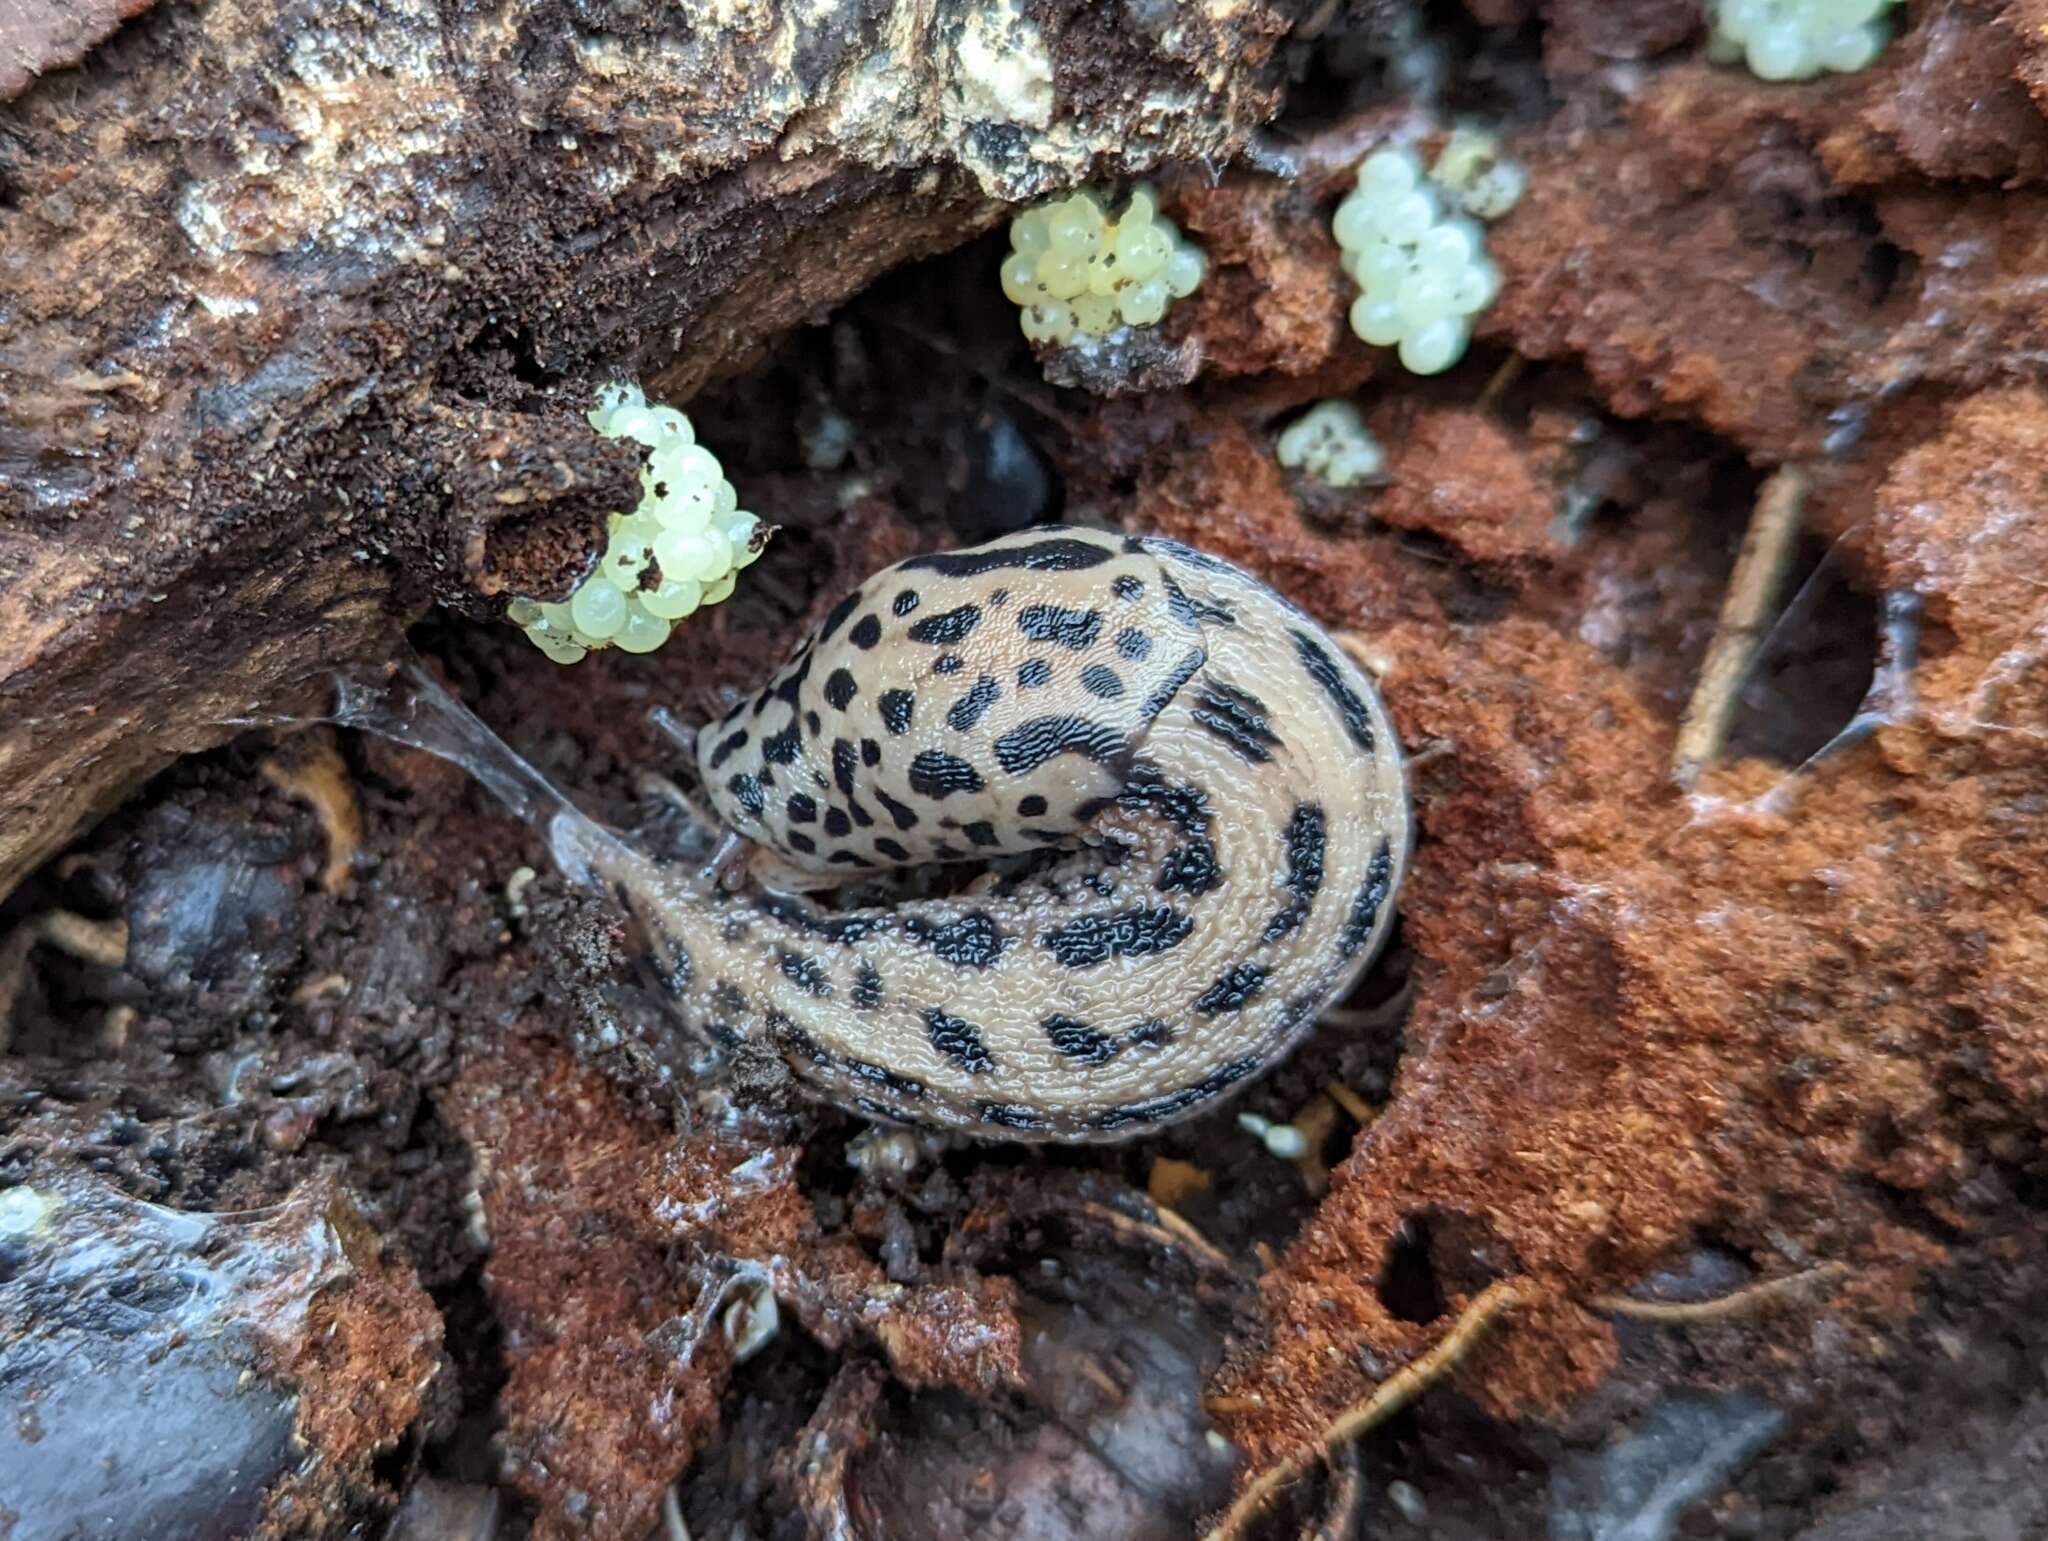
[0,0,1293,899]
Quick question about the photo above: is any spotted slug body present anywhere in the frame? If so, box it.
[575,526,1409,1141]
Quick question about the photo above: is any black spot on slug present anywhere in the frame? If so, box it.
[907,603,983,646]
[726,773,764,817]
[709,728,750,769]
[1112,574,1144,601]
[1094,1057,1262,1131]
[852,960,884,1010]
[832,739,857,796]
[1017,658,1052,689]
[1157,838,1222,896]
[1079,663,1124,700]
[1191,682,1281,764]
[761,722,801,765]
[903,537,1114,578]
[824,668,860,711]
[924,1007,996,1074]
[771,648,813,707]
[861,738,882,767]
[1116,628,1153,660]
[1292,629,1375,753]
[874,789,920,831]
[806,710,822,737]
[948,675,1003,732]
[778,951,832,997]
[908,750,985,798]
[979,1103,1049,1132]
[893,589,921,616]
[875,836,910,862]
[1018,794,1048,817]
[786,792,818,824]
[754,892,889,945]
[824,808,852,837]
[787,831,817,854]
[879,689,915,736]
[1263,803,1327,943]
[845,1058,929,1100]
[904,911,1006,967]
[1043,1015,1116,1064]
[849,614,883,649]
[827,850,871,868]
[1194,963,1268,1015]
[817,590,862,642]
[1042,905,1193,968]
[934,654,963,675]
[1115,765,1212,834]
[963,821,1000,848]
[847,798,873,829]
[993,715,1128,775]
[1141,646,1207,723]
[1017,603,1101,650]
[1337,838,1395,959]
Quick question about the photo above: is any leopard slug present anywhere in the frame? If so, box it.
[364,525,1410,1141]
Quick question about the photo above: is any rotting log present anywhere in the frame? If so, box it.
[0,0,1294,900]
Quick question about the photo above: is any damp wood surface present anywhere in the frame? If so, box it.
[6,2,2048,1540]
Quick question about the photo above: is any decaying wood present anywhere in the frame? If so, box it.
[0,0,1295,900]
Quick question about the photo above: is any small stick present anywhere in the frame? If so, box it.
[1673,467,1810,788]
[1201,1281,1521,1541]
[1586,1262,1850,1323]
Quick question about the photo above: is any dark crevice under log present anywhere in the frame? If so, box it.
[0,0,1294,898]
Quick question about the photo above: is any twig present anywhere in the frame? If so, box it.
[1201,1281,1521,1541]
[1673,466,1810,787]
[1586,1262,1850,1323]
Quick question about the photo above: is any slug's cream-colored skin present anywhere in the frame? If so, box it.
[564,526,1409,1141]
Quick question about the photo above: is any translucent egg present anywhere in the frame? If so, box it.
[1826,0,1885,24]
[1358,148,1422,202]
[1021,300,1073,343]
[539,601,578,631]
[1395,270,1455,330]
[1332,193,1379,251]
[1817,22,1882,71]
[701,572,739,605]
[1011,207,1052,256]
[612,606,670,654]
[1747,25,1812,79]
[723,512,764,565]
[507,597,542,625]
[665,443,722,489]
[1417,220,1482,277]
[1398,316,1469,375]
[651,479,714,530]
[1351,239,1410,294]
[1087,258,1123,297]
[641,577,702,620]
[1001,252,1042,305]
[655,527,721,584]
[1379,189,1439,245]
[569,577,629,639]
[1046,196,1105,257]
[712,479,739,517]
[1037,251,1090,300]
[530,631,588,665]
[1125,184,1159,225]
[1119,279,1170,327]
[1450,257,1501,314]
[647,405,693,445]
[1072,292,1118,336]
[606,405,657,447]
[1114,222,1173,281]
[1349,294,1405,348]
[1163,246,1207,298]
